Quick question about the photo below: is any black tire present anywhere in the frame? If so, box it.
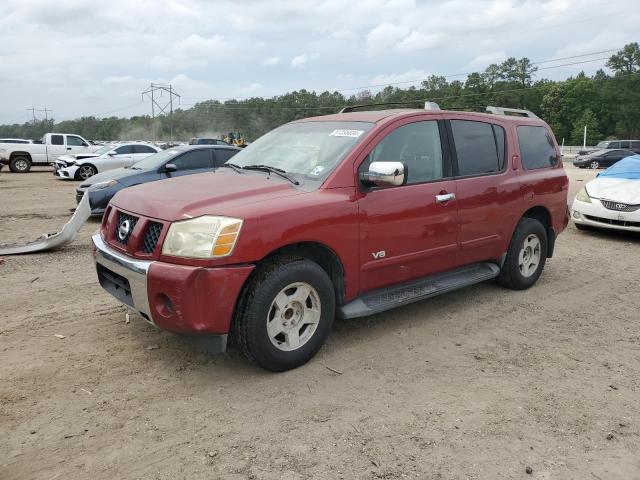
[9,156,31,173]
[498,218,548,290]
[233,256,336,371]
[74,164,97,181]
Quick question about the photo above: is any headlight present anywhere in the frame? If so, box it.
[162,216,243,259]
[91,180,118,189]
[576,187,591,203]
[66,160,76,166]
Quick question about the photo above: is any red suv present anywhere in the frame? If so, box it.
[92,104,569,371]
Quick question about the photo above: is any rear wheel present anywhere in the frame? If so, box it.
[233,256,335,371]
[590,160,599,169]
[75,164,97,180]
[9,156,31,173]
[498,218,547,290]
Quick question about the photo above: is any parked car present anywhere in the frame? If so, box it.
[54,143,162,180]
[78,145,240,215]
[90,104,569,371]
[0,138,32,144]
[0,133,99,172]
[573,148,636,169]
[572,155,640,232]
[53,144,115,174]
[578,139,640,156]
[189,137,230,146]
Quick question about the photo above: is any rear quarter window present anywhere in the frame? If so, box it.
[517,126,557,170]
[51,135,64,145]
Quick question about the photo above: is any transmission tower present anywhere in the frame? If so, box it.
[141,83,181,143]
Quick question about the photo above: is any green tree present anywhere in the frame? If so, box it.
[606,42,640,74]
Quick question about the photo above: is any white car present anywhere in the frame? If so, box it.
[572,155,640,232]
[54,143,162,180]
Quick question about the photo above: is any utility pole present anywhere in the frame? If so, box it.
[583,125,587,149]
[141,83,180,143]
[36,107,51,121]
[26,106,37,124]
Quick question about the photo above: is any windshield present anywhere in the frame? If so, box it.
[596,141,610,148]
[230,121,374,182]
[94,145,114,154]
[131,149,181,169]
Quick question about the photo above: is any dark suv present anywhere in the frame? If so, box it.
[92,104,569,371]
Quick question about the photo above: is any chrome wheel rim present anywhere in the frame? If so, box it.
[79,165,95,180]
[590,161,599,169]
[267,282,321,351]
[15,159,28,171]
[518,234,541,278]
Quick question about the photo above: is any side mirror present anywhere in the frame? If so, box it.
[107,151,116,156]
[360,161,406,187]
[163,163,178,173]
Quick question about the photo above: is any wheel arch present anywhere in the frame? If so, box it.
[9,151,32,161]
[258,241,346,305]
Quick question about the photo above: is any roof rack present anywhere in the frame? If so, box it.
[486,106,538,118]
[338,101,440,114]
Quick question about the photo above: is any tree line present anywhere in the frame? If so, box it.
[1,43,639,145]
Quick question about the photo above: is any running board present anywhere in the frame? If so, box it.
[337,262,501,319]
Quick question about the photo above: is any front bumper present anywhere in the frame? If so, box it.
[572,198,640,232]
[54,164,78,179]
[92,234,254,346]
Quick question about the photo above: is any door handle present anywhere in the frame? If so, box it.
[66,147,72,150]
[435,192,456,203]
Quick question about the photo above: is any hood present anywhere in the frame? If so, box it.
[81,167,144,188]
[586,177,640,204]
[111,170,305,221]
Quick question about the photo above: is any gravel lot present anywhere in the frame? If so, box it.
[1,165,639,479]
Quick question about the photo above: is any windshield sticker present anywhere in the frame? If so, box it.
[309,165,325,176]
[329,129,364,138]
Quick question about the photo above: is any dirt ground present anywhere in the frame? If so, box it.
[1,165,639,480]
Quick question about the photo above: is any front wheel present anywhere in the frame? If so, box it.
[75,164,97,180]
[498,218,547,290]
[590,160,599,169]
[233,257,336,371]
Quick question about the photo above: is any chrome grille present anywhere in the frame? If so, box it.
[115,212,138,245]
[600,200,640,212]
[141,222,163,254]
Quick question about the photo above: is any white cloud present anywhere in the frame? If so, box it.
[365,23,408,56]
[370,69,431,87]
[396,32,441,52]
[242,82,264,93]
[463,52,508,71]
[104,75,134,84]
[290,54,309,68]
[262,56,281,66]
[329,29,355,40]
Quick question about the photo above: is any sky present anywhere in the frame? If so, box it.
[0,0,638,124]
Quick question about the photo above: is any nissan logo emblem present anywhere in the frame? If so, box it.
[118,219,131,241]
[615,203,627,210]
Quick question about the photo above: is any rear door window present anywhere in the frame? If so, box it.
[451,120,502,176]
[133,145,157,154]
[619,141,630,149]
[51,135,64,145]
[517,126,557,170]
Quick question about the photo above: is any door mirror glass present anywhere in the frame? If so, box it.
[360,161,406,187]
[163,163,178,172]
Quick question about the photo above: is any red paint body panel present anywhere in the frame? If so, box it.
[146,262,254,334]
[101,108,569,336]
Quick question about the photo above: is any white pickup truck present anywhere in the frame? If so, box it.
[0,133,99,173]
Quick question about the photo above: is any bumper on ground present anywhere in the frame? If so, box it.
[571,199,640,232]
[92,234,254,349]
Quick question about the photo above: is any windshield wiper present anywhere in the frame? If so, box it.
[220,163,244,174]
[242,165,300,185]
